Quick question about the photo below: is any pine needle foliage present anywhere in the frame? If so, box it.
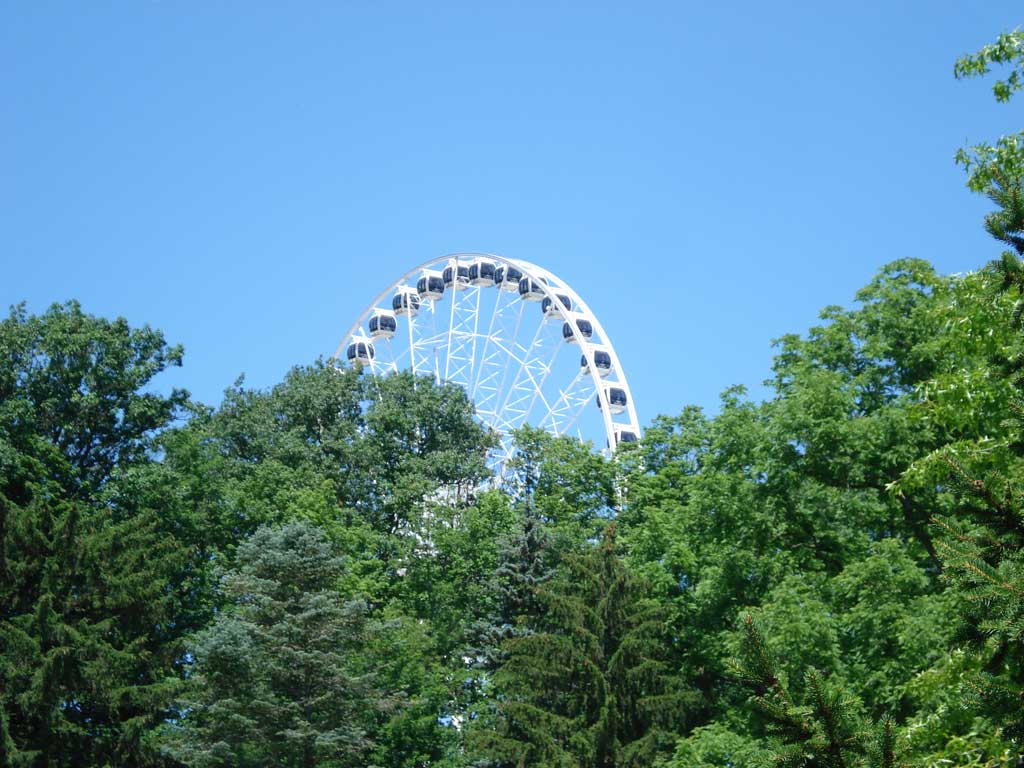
[906,34,1024,741]
[467,503,555,672]
[923,456,1024,738]
[733,617,902,768]
[163,522,393,768]
[475,524,700,768]
[0,301,196,765]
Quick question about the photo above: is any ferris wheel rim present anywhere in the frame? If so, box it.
[332,252,641,454]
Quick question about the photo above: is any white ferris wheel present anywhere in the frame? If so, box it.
[333,253,640,476]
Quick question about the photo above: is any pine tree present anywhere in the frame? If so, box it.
[733,617,900,768]
[906,30,1024,742]
[0,301,196,765]
[467,500,555,672]
[164,522,393,768]
[464,428,562,672]
[475,525,700,767]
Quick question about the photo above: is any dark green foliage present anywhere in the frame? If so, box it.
[466,436,561,673]
[475,525,700,767]
[466,503,555,675]
[734,617,900,768]
[494,506,553,638]
[163,522,391,767]
[0,301,196,765]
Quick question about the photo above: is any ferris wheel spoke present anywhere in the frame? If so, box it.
[380,336,409,371]
[444,261,459,382]
[405,296,418,381]
[470,282,513,405]
[467,286,483,387]
[429,297,441,385]
[491,315,557,434]
[478,298,526,425]
[473,293,524,420]
[555,378,598,439]
[519,326,565,427]
[488,337,557,425]
[442,267,480,388]
[539,369,592,434]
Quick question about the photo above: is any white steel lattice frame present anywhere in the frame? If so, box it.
[333,253,641,476]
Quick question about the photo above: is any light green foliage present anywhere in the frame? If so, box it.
[363,608,467,768]
[0,300,188,496]
[733,575,841,701]
[620,260,961,718]
[903,649,1019,767]
[899,432,1024,740]
[955,29,1024,264]
[660,722,769,768]
[400,489,519,652]
[907,271,1016,440]
[161,364,495,598]
[828,540,952,715]
[195,362,493,539]
[954,28,1024,103]
[511,426,619,553]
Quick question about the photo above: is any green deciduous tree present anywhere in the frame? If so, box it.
[511,426,619,555]
[155,364,502,767]
[955,28,1024,265]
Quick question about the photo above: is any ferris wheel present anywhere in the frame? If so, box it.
[333,253,640,476]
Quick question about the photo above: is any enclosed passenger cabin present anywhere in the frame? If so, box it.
[346,339,375,363]
[392,288,420,317]
[416,271,445,300]
[580,349,612,377]
[562,317,594,343]
[468,259,497,287]
[613,427,638,446]
[495,264,524,292]
[443,262,470,290]
[519,276,547,301]
[542,293,571,319]
[596,386,628,415]
[368,311,397,339]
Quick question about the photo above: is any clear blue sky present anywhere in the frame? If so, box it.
[3,2,1021,425]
